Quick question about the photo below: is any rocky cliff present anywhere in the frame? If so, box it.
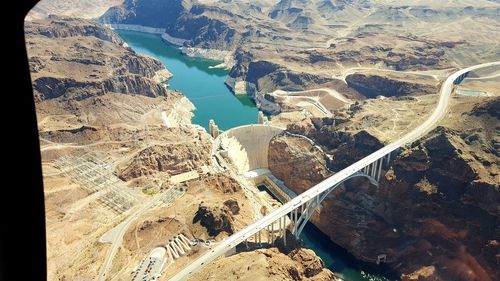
[285,118,385,172]
[346,73,440,98]
[100,0,241,50]
[25,0,122,21]
[26,16,173,103]
[26,15,124,44]
[229,57,336,95]
[193,202,236,237]
[117,128,211,181]
[99,0,188,29]
[190,247,338,281]
[267,97,500,280]
[268,133,331,193]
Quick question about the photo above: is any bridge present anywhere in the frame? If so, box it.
[170,61,500,281]
[454,71,469,85]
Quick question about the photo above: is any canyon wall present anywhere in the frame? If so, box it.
[26,16,174,102]
[346,74,440,98]
[99,0,240,50]
[268,97,500,281]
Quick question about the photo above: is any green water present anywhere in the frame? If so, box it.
[457,88,488,97]
[116,30,258,131]
[117,30,394,281]
[301,223,394,281]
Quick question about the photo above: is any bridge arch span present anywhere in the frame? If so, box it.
[292,172,378,237]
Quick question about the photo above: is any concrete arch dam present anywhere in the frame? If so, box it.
[214,124,285,174]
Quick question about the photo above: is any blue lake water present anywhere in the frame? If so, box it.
[116,30,259,131]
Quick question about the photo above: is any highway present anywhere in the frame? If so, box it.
[272,88,352,104]
[169,61,500,281]
[332,66,451,83]
[270,88,352,117]
[96,192,166,281]
[465,70,500,81]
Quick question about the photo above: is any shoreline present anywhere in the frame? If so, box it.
[105,23,185,46]
[106,23,232,64]
[302,223,397,281]
[116,29,259,131]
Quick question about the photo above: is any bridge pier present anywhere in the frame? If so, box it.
[278,219,281,244]
[268,226,272,244]
[377,158,383,182]
[282,217,287,246]
[292,208,298,234]
[454,71,469,85]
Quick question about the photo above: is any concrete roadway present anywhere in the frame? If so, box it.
[270,88,351,117]
[272,88,352,104]
[271,90,332,117]
[169,61,500,281]
[96,192,167,281]
[465,70,500,81]
[333,66,451,83]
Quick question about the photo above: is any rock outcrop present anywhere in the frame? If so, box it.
[26,16,174,103]
[193,203,236,237]
[470,97,500,119]
[25,15,124,44]
[346,73,439,98]
[199,173,243,194]
[268,133,331,193]
[99,0,188,30]
[25,0,120,20]
[100,0,241,51]
[190,175,244,237]
[288,248,327,278]
[190,247,338,281]
[379,126,499,280]
[118,128,211,180]
[223,199,240,215]
[39,125,105,144]
[286,120,385,172]
[227,55,336,97]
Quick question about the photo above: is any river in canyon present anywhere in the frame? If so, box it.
[117,30,258,131]
[117,30,392,281]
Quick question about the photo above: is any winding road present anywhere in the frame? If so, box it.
[332,66,451,83]
[169,61,500,281]
[96,192,166,281]
[272,88,352,104]
[270,88,352,117]
[465,70,500,81]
